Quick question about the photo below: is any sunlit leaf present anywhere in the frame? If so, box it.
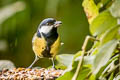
[55,64,67,70]
[90,41,99,55]
[57,67,90,80]
[113,75,120,80]
[96,55,119,78]
[57,69,74,80]
[75,56,94,68]
[82,0,99,24]
[73,51,94,67]
[90,10,117,36]
[108,72,114,80]
[89,74,96,80]
[93,39,118,74]
[56,54,74,67]
[72,51,82,62]
[100,25,120,45]
[57,51,92,80]
[76,67,91,80]
[100,0,112,6]
[97,0,110,9]
[109,0,120,18]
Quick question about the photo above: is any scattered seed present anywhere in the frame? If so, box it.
[0,68,63,80]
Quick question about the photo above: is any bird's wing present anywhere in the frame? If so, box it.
[32,33,37,44]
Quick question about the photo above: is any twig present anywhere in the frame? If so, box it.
[86,71,92,79]
[116,42,120,72]
[72,36,97,80]
[117,43,120,72]
[104,63,120,77]
[118,54,120,72]
[99,54,119,79]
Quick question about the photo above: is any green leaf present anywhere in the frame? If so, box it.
[57,67,91,80]
[108,72,114,80]
[55,64,67,70]
[97,0,111,9]
[109,0,120,18]
[56,54,74,67]
[100,25,120,45]
[113,75,120,80]
[57,70,74,80]
[77,67,91,80]
[96,55,119,78]
[73,51,94,68]
[90,41,100,55]
[82,0,99,24]
[89,74,96,80]
[75,55,94,68]
[100,0,112,6]
[73,51,82,61]
[90,10,117,36]
[57,51,92,80]
[93,39,118,74]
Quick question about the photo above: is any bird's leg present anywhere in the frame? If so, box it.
[28,55,39,68]
[51,58,56,69]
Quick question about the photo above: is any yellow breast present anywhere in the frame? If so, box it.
[50,37,60,57]
[32,34,46,57]
[32,34,60,58]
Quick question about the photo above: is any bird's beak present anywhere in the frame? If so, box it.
[54,21,62,28]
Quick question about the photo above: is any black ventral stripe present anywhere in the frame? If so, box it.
[41,28,58,58]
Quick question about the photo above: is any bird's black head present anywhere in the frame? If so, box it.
[37,18,62,35]
[39,18,56,27]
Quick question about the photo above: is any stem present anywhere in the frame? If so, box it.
[104,63,120,77]
[116,42,120,72]
[119,55,120,72]
[99,54,119,79]
[86,71,92,79]
[72,36,96,80]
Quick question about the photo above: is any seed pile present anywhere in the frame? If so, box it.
[0,68,63,80]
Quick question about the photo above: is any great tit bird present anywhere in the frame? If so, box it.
[28,18,62,68]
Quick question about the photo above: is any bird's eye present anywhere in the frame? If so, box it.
[47,23,51,25]
[47,23,49,25]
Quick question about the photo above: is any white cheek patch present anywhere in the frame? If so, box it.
[39,26,53,34]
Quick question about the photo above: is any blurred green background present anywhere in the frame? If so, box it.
[0,0,89,68]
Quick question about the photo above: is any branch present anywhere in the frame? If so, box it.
[72,36,97,80]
